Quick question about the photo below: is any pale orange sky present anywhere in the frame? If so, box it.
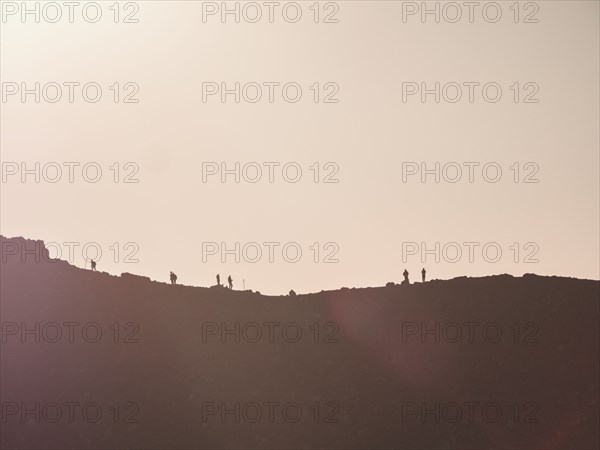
[1,1,599,294]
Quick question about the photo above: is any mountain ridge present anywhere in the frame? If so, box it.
[1,234,599,449]
[2,234,596,295]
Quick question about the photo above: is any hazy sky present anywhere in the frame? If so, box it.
[1,1,599,294]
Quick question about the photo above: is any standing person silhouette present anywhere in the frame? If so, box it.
[91,260,97,271]
[421,268,426,283]
[170,271,177,285]
[228,275,233,290]
[216,274,221,286]
[403,269,409,284]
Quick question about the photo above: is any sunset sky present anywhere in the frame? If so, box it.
[1,1,598,294]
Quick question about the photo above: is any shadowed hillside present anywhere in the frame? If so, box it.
[1,236,599,449]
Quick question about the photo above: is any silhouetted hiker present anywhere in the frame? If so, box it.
[170,271,177,285]
[228,275,233,290]
[422,268,426,283]
[90,260,97,271]
[403,269,409,284]
[216,274,221,286]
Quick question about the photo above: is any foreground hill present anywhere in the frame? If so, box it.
[1,236,598,449]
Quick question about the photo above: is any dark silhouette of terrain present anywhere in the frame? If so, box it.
[1,236,599,449]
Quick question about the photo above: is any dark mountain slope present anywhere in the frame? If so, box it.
[1,236,598,449]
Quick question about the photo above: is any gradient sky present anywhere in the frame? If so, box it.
[1,1,599,294]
